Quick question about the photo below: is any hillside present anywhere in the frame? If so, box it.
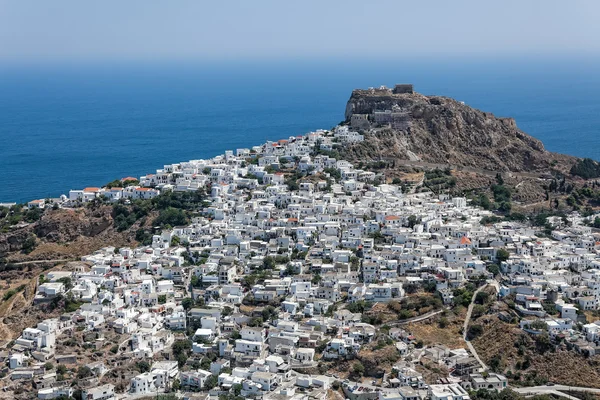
[471,315,600,388]
[343,87,578,174]
[0,205,143,263]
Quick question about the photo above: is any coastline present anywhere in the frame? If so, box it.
[3,59,600,202]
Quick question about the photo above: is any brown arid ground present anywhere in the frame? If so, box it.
[0,265,49,344]
[319,342,403,381]
[363,292,443,324]
[238,304,256,315]
[1,205,157,264]
[407,316,465,349]
[415,358,450,384]
[327,388,346,400]
[0,263,87,345]
[584,310,600,325]
[365,302,398,324]
[406,307,466,349]
[356,342,402,378]
[472,315,600,388]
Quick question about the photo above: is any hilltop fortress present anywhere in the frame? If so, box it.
[342,84,578,175]
[346,84,415,130]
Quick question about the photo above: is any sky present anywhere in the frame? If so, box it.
[0,0,598,63]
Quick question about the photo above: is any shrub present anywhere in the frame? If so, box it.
[2,289,16,301]
[496,248,510,262]
[468,324,483,339]
[475,291,490,304]
[22,235,37,254]
[136,361,151,373]
[77,366,93,379]
[204,375,218,390]
[571,158,600,179]
[352,362,365,376]
[154,207,189,228]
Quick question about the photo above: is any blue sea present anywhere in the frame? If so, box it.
[1,57,600,203]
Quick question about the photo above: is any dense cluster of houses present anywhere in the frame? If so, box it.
[5,127,600,399]
[497,216,600,355]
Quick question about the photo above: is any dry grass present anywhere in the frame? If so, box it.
[0,273,39,343]
[367,302,397,323]
[416,358,450,384]
[406,308,466,349]
[0,265,70,344]
[472,315,600,388]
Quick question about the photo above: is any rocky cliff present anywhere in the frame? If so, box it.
[344,89,578,173]
[0,205,143,262]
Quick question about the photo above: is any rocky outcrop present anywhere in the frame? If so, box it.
[0,205,136,260]
[33,207,113,242]
[344,89,578,173]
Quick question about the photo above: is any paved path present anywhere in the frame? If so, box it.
[5,258,75,265]
[514,385,600,398]
[462,281,499,371]
[387,308,446,326]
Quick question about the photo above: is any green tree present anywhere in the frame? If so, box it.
[204,375,218,390]
[471,304,486,319]
[22,235,37,254]
[352,362,365,376]
[262,256,275,269]
[475,291,490,304]
[177,352,188,368]
[172,340,192,359]
[479,194,492,210]
[407,215,418,228]
[232,384,242,396]
[154,207,189,228]
[222,306,233,316]
[496,248,510,262]
[57,277,73,290]
[487,264,500,275]
[136,361,151,373]
[570,158,600,179]
[311,273,322,285]
[77,366,93,379]
[181,297,194,310]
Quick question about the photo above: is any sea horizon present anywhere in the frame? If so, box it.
[1,57,600,203]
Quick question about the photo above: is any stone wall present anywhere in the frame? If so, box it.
[393,84,414,94]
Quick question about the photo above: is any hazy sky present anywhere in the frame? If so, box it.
[1,0,598,62]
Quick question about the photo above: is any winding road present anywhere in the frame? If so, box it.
[462,281,499,371]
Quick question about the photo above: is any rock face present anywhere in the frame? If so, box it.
[344,88,577,173]
[0,205,135,259]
